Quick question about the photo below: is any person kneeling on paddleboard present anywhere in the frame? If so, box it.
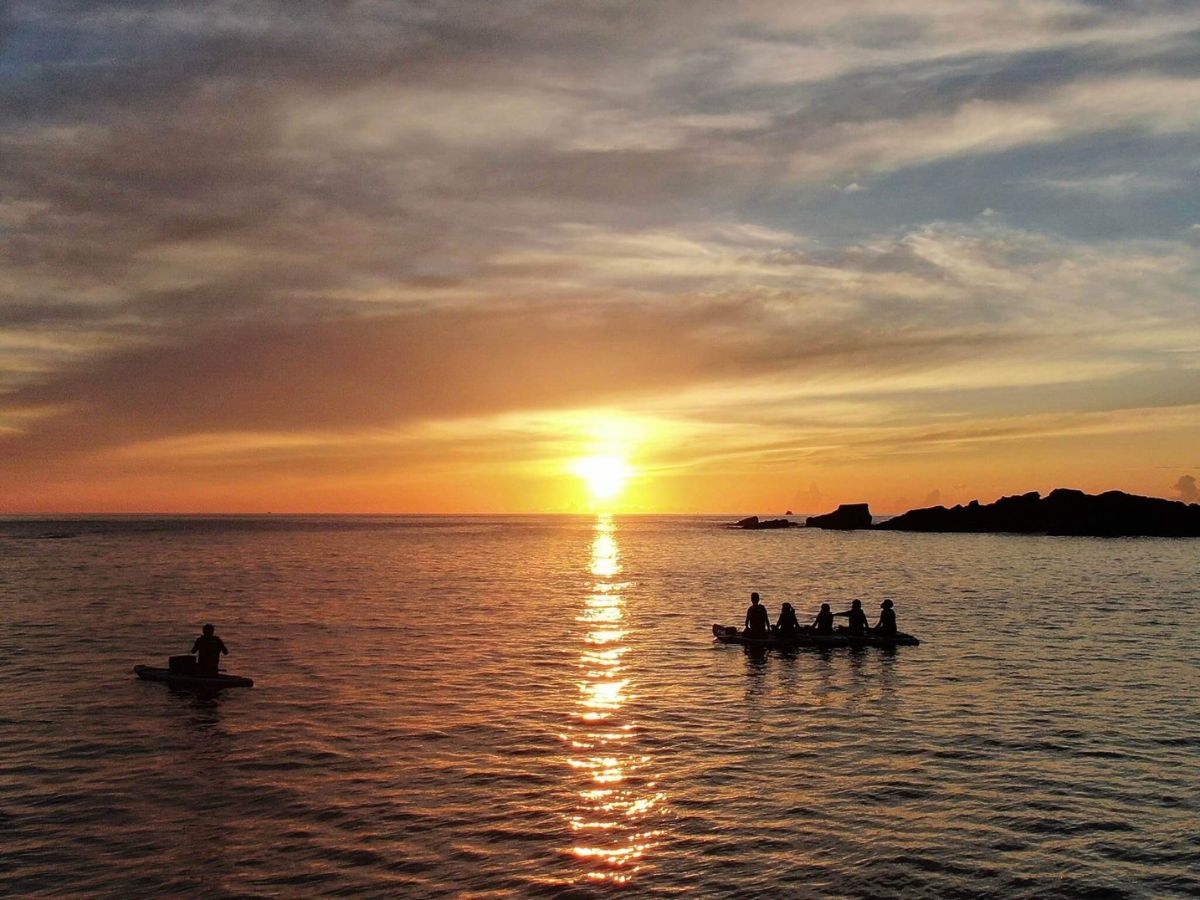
[833,599,869,636]
[192,624,229,676]
[743,592,770,636]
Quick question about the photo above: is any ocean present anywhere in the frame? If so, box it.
[1,515,1197,897]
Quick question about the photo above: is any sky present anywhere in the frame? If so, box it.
[1,0,1199,513]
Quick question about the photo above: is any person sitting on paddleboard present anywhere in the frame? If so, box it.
[833,599,869,636]
[775,602,801,637]
[743,592,770,636]
[812,602,834,634]
[874,599,897,636]
[192,624,229,676]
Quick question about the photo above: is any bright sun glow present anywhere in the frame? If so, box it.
[572,455,632,503]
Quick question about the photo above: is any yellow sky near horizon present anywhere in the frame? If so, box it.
[4,402,1198,515]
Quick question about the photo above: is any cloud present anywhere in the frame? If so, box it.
[1032,172,1183,197]
[0,281,1034,466]
[3,215,1198,467]
[792,482,825,513]
[1174,474,1198,501]
[3,1,1200,508]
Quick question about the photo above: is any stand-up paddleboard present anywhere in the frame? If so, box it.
[712,623,920,649]
[133,665,254,689]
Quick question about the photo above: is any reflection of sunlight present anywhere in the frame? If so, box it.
[582,680,628,709]
[582,647,625,664]
[561,515,666,886]
[580,604,622,623]
[586,628,626,645]
[571,818,619,831]
[589,535,620,577]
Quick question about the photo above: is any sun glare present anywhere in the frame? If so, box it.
[573,455,632,503]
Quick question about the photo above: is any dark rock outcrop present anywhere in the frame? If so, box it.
[878,488,1200,537]
[730,515,797,529]
[806,503,873,530]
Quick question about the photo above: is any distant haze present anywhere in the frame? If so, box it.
[1,2,1199,512]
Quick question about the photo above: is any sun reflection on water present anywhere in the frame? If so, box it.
[561,515,665,885]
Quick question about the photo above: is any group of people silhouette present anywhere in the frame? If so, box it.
[743,592,896,638]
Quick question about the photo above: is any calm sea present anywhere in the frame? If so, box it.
[1,515,1197,897]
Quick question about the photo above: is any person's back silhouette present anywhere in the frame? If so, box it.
[833,600,868,636]
[812,602,834,634]
[743,592,770,636]
[191,624,229,676]
[875,599,897,636]
[776,602,801,636]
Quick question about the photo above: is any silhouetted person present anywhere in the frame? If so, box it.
[775,602,801,637]
[812,602,834,634]
[743,592,770,636]
[874,598,897,636]
[192,624,228,676]
[834,600,869,636]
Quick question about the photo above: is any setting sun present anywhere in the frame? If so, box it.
[572,456,633,503]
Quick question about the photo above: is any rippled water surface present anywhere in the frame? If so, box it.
[2,515,1198,897]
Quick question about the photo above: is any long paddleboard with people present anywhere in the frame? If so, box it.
[712,623,920,649]
[714,593,920,649]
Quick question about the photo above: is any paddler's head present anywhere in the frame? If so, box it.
[850,599,861,610]
[203,623,215,635]
[820,603,830,612]
[881,599,894,609]
[750,592,760,605]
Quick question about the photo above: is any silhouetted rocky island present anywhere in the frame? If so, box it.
[736,489,1200,536]
[805,503,872,530]
[878,488,1200,537]
[730,515,798,529]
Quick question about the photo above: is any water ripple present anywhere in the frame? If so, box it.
[0,515,1197,896]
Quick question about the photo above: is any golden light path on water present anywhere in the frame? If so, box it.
[562,515,665,885]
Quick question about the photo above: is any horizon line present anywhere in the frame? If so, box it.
[0,510,840,518]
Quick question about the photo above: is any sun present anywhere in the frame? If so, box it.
[572,455,632,503]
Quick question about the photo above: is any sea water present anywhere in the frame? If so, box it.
[1,515,1197,897]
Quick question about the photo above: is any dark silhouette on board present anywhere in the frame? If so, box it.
[776,602,801,638]
[744,592,771,635]
[805,503,872,530]
[875,599,897,636]
[133,623,252,689]
[833,599,869,636]
[812,602,834,634]
[192,624,230,676]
